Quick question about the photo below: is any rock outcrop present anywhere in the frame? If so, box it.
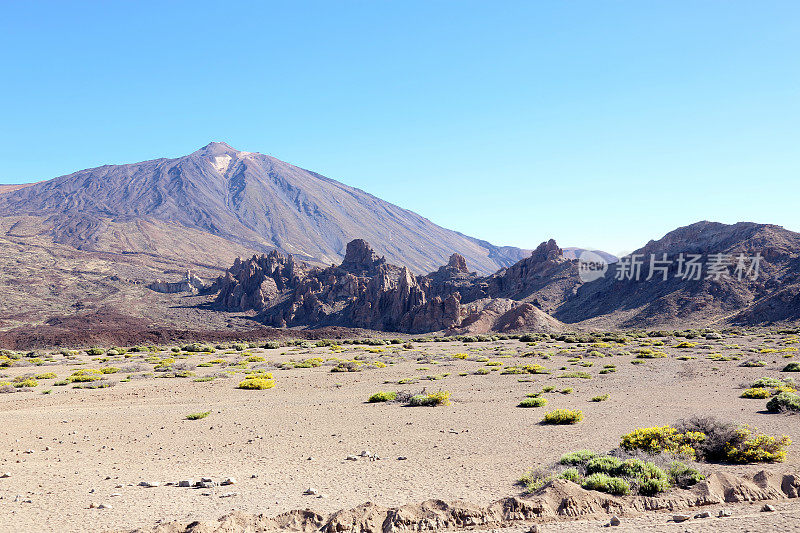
[483,239,582,313]
[213,239,563,333]
[148,271,207,294]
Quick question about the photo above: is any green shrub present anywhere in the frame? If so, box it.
[86,347,104,356]
[667,461,705,488]
[559,468,581,483]
[559,450,597,465]
[581,473,630,495]
[542,409,583,424]
[586,456,622,474]
[766,392,800,413]
[558,371,592,379]
[518,397,547,408]
[368,391,398,403]
[34,373,56,380]
[519,470,553,492]
[590,394,609,402]
[186,411,210,420]
[237,377,275,390]
[639,476,671,495]
[408,391,450,406]
[751,377,785,388]
[783,362,800,372]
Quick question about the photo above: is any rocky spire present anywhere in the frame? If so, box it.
[340,239,385,273]
[447,253,468,273]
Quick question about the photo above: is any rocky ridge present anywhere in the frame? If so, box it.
[212,221,800,332]
[212,239,568,334]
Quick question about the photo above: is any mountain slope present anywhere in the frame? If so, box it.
[0,142,526,274]
[554,221,800,327]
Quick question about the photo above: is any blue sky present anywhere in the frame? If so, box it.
[1,1,798,254]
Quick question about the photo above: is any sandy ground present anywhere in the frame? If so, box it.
[0,332,798,532]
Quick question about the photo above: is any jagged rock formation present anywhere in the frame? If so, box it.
[212,221,800,332]
[482,239,583,314]
[212,238,565,333]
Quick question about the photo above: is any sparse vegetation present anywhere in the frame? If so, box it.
[185,411,211,420]
[408,390,450,406]
[237,377,275,390]
[767,392,800,413]
[558,371,591,379]
[368,391,398,403]
[542,409,583,424]
[518,397,547,408]
[741,387,771,399]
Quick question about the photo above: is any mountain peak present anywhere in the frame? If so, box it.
[194,141,239,156]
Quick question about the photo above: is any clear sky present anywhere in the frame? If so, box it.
[1,1,798,255]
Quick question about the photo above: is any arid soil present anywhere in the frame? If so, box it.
[0,332,798,532]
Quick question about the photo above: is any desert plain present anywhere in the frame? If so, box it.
[0,330,798,532]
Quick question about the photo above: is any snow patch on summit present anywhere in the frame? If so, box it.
[212,155,232,175]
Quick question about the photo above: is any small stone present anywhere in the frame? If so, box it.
[0,473,10,478]
[346,455,358,461]
[672,514,691,523]
[221,477,236,486]
[139,481,160,488]
[200,477,213,483]
[178,480,194,487]
[397,456,407,461]
[525,526,540,533]
[110,493,121,497]
[609,515,620,526]
[304,487,318,495]
[761,504,776,512]
[718,509,732,517]
[198,481,216,489]
[307,456,313,461]
[220,492,237,498]
[98,503,111,509]
[317,493,328,499]
[359,450,370,457]
[89,502,97,508]
[694,511,711,519]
